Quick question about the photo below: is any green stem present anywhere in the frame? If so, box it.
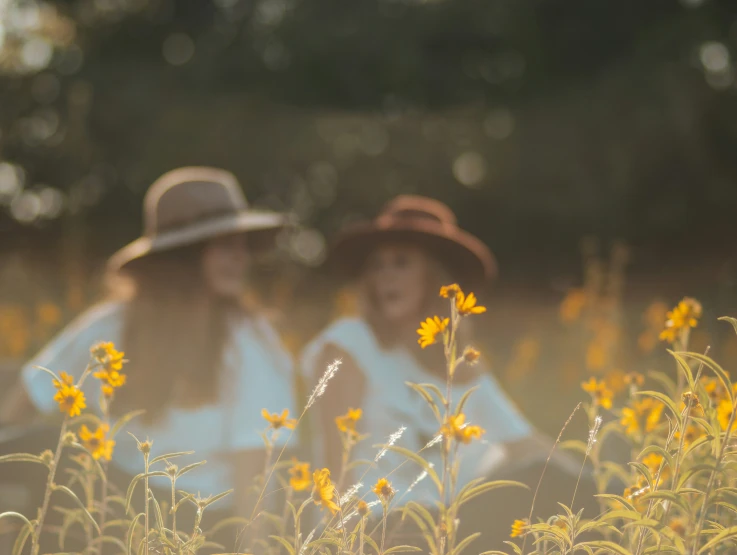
[144,452,150,555]
[31,419,68,555]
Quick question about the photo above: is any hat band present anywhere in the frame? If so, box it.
[147,205,242,237]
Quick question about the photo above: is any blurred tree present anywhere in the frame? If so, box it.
[1,0,737,280]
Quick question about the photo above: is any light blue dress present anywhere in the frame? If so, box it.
[301,317,533,513]
[22,301,297,503]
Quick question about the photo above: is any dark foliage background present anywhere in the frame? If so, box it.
[3,0,737,432]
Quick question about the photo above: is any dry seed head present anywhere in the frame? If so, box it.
[462,346,481,364]
[40,449,54,465]
[375,425,406,461]
[306,359,342,409]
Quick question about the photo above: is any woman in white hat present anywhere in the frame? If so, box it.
[1,167,298,522]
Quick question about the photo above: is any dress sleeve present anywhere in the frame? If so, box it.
[226,318,298,451]
[21,302,124,414]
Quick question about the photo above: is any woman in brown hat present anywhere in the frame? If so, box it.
[301,195,588,545]
[2,167,297,520]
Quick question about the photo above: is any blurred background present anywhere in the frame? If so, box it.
[3,0,737,438]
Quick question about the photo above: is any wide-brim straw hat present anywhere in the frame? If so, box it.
[108,166,290,272]
[327,195,497,286]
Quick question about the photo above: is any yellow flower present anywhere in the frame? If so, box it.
[439,284,461,299]
[585,341,608,371]
[52,371,75,390]
[581,377,613,409]
[262,408,297,430]
[94,368,127,398]
[675,424,703,448]
[90,341,125,372]
[54,384,86,417]
[441,413,485,444]
[439,284,486,315]
[78,424,115,461]
[620,398,663,435]
[659,298,702,344]
[642,453,670,481]
[624,372,645,387]
[37,302,62,326]
[335,408,362,435]
[311,468,339,514]
[510,519,527,538]
[52,372,86,417]
[373,477,395,501]
[559,288,587,323]
[289,461,311,491]
[417,316,449,349]
[717,399,737,432]
[669,517,687,536]
[455,291,486,316]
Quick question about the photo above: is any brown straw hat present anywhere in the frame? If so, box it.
[108,167,290,272]
[327,195,497,285]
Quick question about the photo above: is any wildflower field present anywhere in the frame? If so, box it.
[2,283,737,555]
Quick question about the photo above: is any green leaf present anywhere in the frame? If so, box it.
[68,442,106,478]
[449,532,480,555]
[501,540,523,555]
[127,512,144,555]
[177,460,207,478]
[594,494,637,512]
[576,540,633,555]
[454,386,479,417]
[718,316,737,336]
[404,501,436,531]
[647,371,676,398]
[52,484,101,535]
[457,480,528,507]
[559,440,587,456]
[11,518,33,555]
[405,382,442,422]
[110,410,146,439]
[58,508,83,550]
[676,351,733,404]
[384,546,423,554]
[400,505,437,552]
[203,489,234,508]
[382,446,441,491]
[634,390,681,424]
[125,471,169,512]
[149,491,165,531]
[0,453,50,466]
[698,525,737,553]
[269,535,297,555]
[149,451,195,466]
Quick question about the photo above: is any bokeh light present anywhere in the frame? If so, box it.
[452,151,487,188]
[162,33,195,66]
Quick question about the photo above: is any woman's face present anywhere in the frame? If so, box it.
[365,243,429,324]
[201,234,249,299]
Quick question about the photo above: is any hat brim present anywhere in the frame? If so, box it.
[109,210,291,272]
[326,220,497,286]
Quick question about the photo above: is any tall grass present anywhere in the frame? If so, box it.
[1,289,736,555]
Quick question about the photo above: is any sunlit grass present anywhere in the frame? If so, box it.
[4,286,737,555]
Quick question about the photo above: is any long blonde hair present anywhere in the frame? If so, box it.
[108,246,246,422]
